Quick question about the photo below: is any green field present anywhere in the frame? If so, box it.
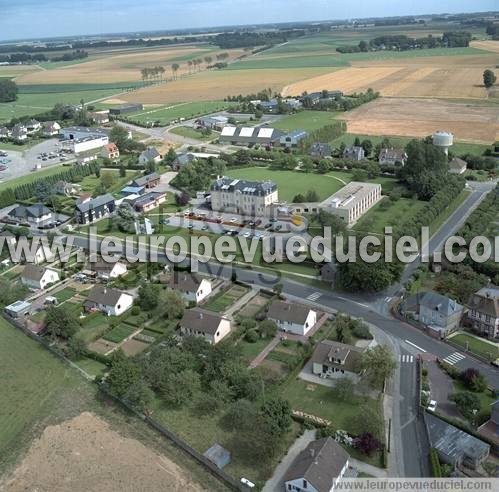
[449,332,499,362]
[0,86,128,122]
[102,323,137,343]
[0,317,89,472]
[118,100,235,125]
[225,167,350,202]
[273,110,340,132]
[170,126,214,141]
[354,197,427,234]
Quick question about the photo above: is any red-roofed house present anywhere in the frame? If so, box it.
[101,143,120,162]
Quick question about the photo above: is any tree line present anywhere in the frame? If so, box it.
[0,50,88,64]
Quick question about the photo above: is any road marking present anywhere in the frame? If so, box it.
[353,301,370,308]
[306,292,321,301]
[404,340,427,352]
[399,355,415,363]
[385,297,392,302]
[442,352,466,365]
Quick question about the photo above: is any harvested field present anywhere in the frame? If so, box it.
[283,55,498,100]
[15,46,239,85]
[1,412,205,492]
[117,68,329,104]
[341,97,499,143]
[470,40,499,54]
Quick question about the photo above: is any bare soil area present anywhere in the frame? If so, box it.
[0,412,206,492]
[341,97,499,143]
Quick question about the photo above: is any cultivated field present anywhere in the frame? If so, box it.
[14,45,236,85]
[283,53,499,100]
[1,412,205,492]
[117,67,328,104]
[341,97,499,143]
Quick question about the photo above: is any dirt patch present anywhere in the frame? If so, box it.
[87,338,116,355]
[470,40,499,54]
[104,98,128,105]
[341,97,499,143]
[1,412,205,492]
[120,338,150,356]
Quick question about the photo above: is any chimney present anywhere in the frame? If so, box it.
[199,312,203,319]
[310,448,315,458]
[103,288,107,294]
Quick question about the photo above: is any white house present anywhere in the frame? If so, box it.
[310,340,364,382]
[284,437,350,492]
[41,121,61,137]
[267,300,316,336]
[168,273,212,304]
[84,259,128,280]
[7,203,53,225]
[179,308,231,345]
[84,285,133,316]
[138,147,161,166]
[21,265,60,290]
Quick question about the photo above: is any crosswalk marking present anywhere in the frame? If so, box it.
[307,292,321,301]
[443,352,466,366]
[399,354,414,363]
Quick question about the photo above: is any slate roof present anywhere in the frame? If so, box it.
[140,147,160,161]
[211,176,277,196]
[130,191,165,208]
[180,308,225,335]
[310,142,332,156]
[425,413,490,462]
[310,340,364,372]
[468,287,499,318]
[85,258,126,274]
[85,285,126,306]
[284,437,349,492]
[75,193,114,213]
[168,273,205,292]
[173,153,197,168]
[8,203,52,219]
[132,172,160,187]
[22,265,52,282]
[267,300,313,325]
[418,291,463,316]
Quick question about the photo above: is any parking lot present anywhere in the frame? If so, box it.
[0,138,70,184]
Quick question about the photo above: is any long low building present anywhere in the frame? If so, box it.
[219,126,284,146]
[326,181,382,225]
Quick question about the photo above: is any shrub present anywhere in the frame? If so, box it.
[131,306,140,316]
[460,368,487,393]
[429,448,442,477]
[245,329,259,343]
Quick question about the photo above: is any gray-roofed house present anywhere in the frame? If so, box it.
[75,193,116,224]
[467,286,499,339]
[210,176,278,216]
[179,308,231,345]
[425,413,490,470]
[128,191,166,213]
[310,142,332,159]
[7,203,53,225]
[197,115,229,131]
[131,172,160,189]
[0,127,11,139]
[284,437,350,492]
[138,147,161,166]
[41,121,61,137]
[84,258,128,280]
[378,148,408,166]
[343,146,365,161]
[21,265,60,290]
[280,129,308,148]
[310,340,364,381]
[11,124,28,142]
[478,400,499,449]
[267,300,316,336]
[402,291,463,338]
[168,273,212,304]
[84,285,133,316]
[449,157,467,175]
[171,152,197,171]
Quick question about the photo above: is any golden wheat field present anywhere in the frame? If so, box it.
[341,98,499,143]
[14,45,242,85]
[118,67,330,104]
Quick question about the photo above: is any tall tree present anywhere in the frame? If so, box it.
[483,69,497,88]
[359,345,397,388]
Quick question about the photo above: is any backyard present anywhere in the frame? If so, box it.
[204,284,248,313]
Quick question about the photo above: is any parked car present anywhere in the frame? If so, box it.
[427,400,437,412]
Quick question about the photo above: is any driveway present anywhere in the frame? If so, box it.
[425,360,459,419]
[262,429,316,492]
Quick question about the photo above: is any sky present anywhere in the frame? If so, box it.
[1,0,497,41]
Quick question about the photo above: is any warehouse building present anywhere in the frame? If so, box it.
[219,126,284,146]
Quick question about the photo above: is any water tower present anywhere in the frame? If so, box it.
[432,131,453,155]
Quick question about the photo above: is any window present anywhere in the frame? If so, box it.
[303,479,307,489]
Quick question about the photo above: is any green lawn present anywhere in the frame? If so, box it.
[449,333,499,362]
[354,197,427,234]
[119,101,235,126]
[0,317,89,472]
[225,167,349,202]
[273,110,341,132]
[0,164,66,193]
[54,287,77,304]
[77,311,109,343]
[102,323,137,343]
[236,336,272,363]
